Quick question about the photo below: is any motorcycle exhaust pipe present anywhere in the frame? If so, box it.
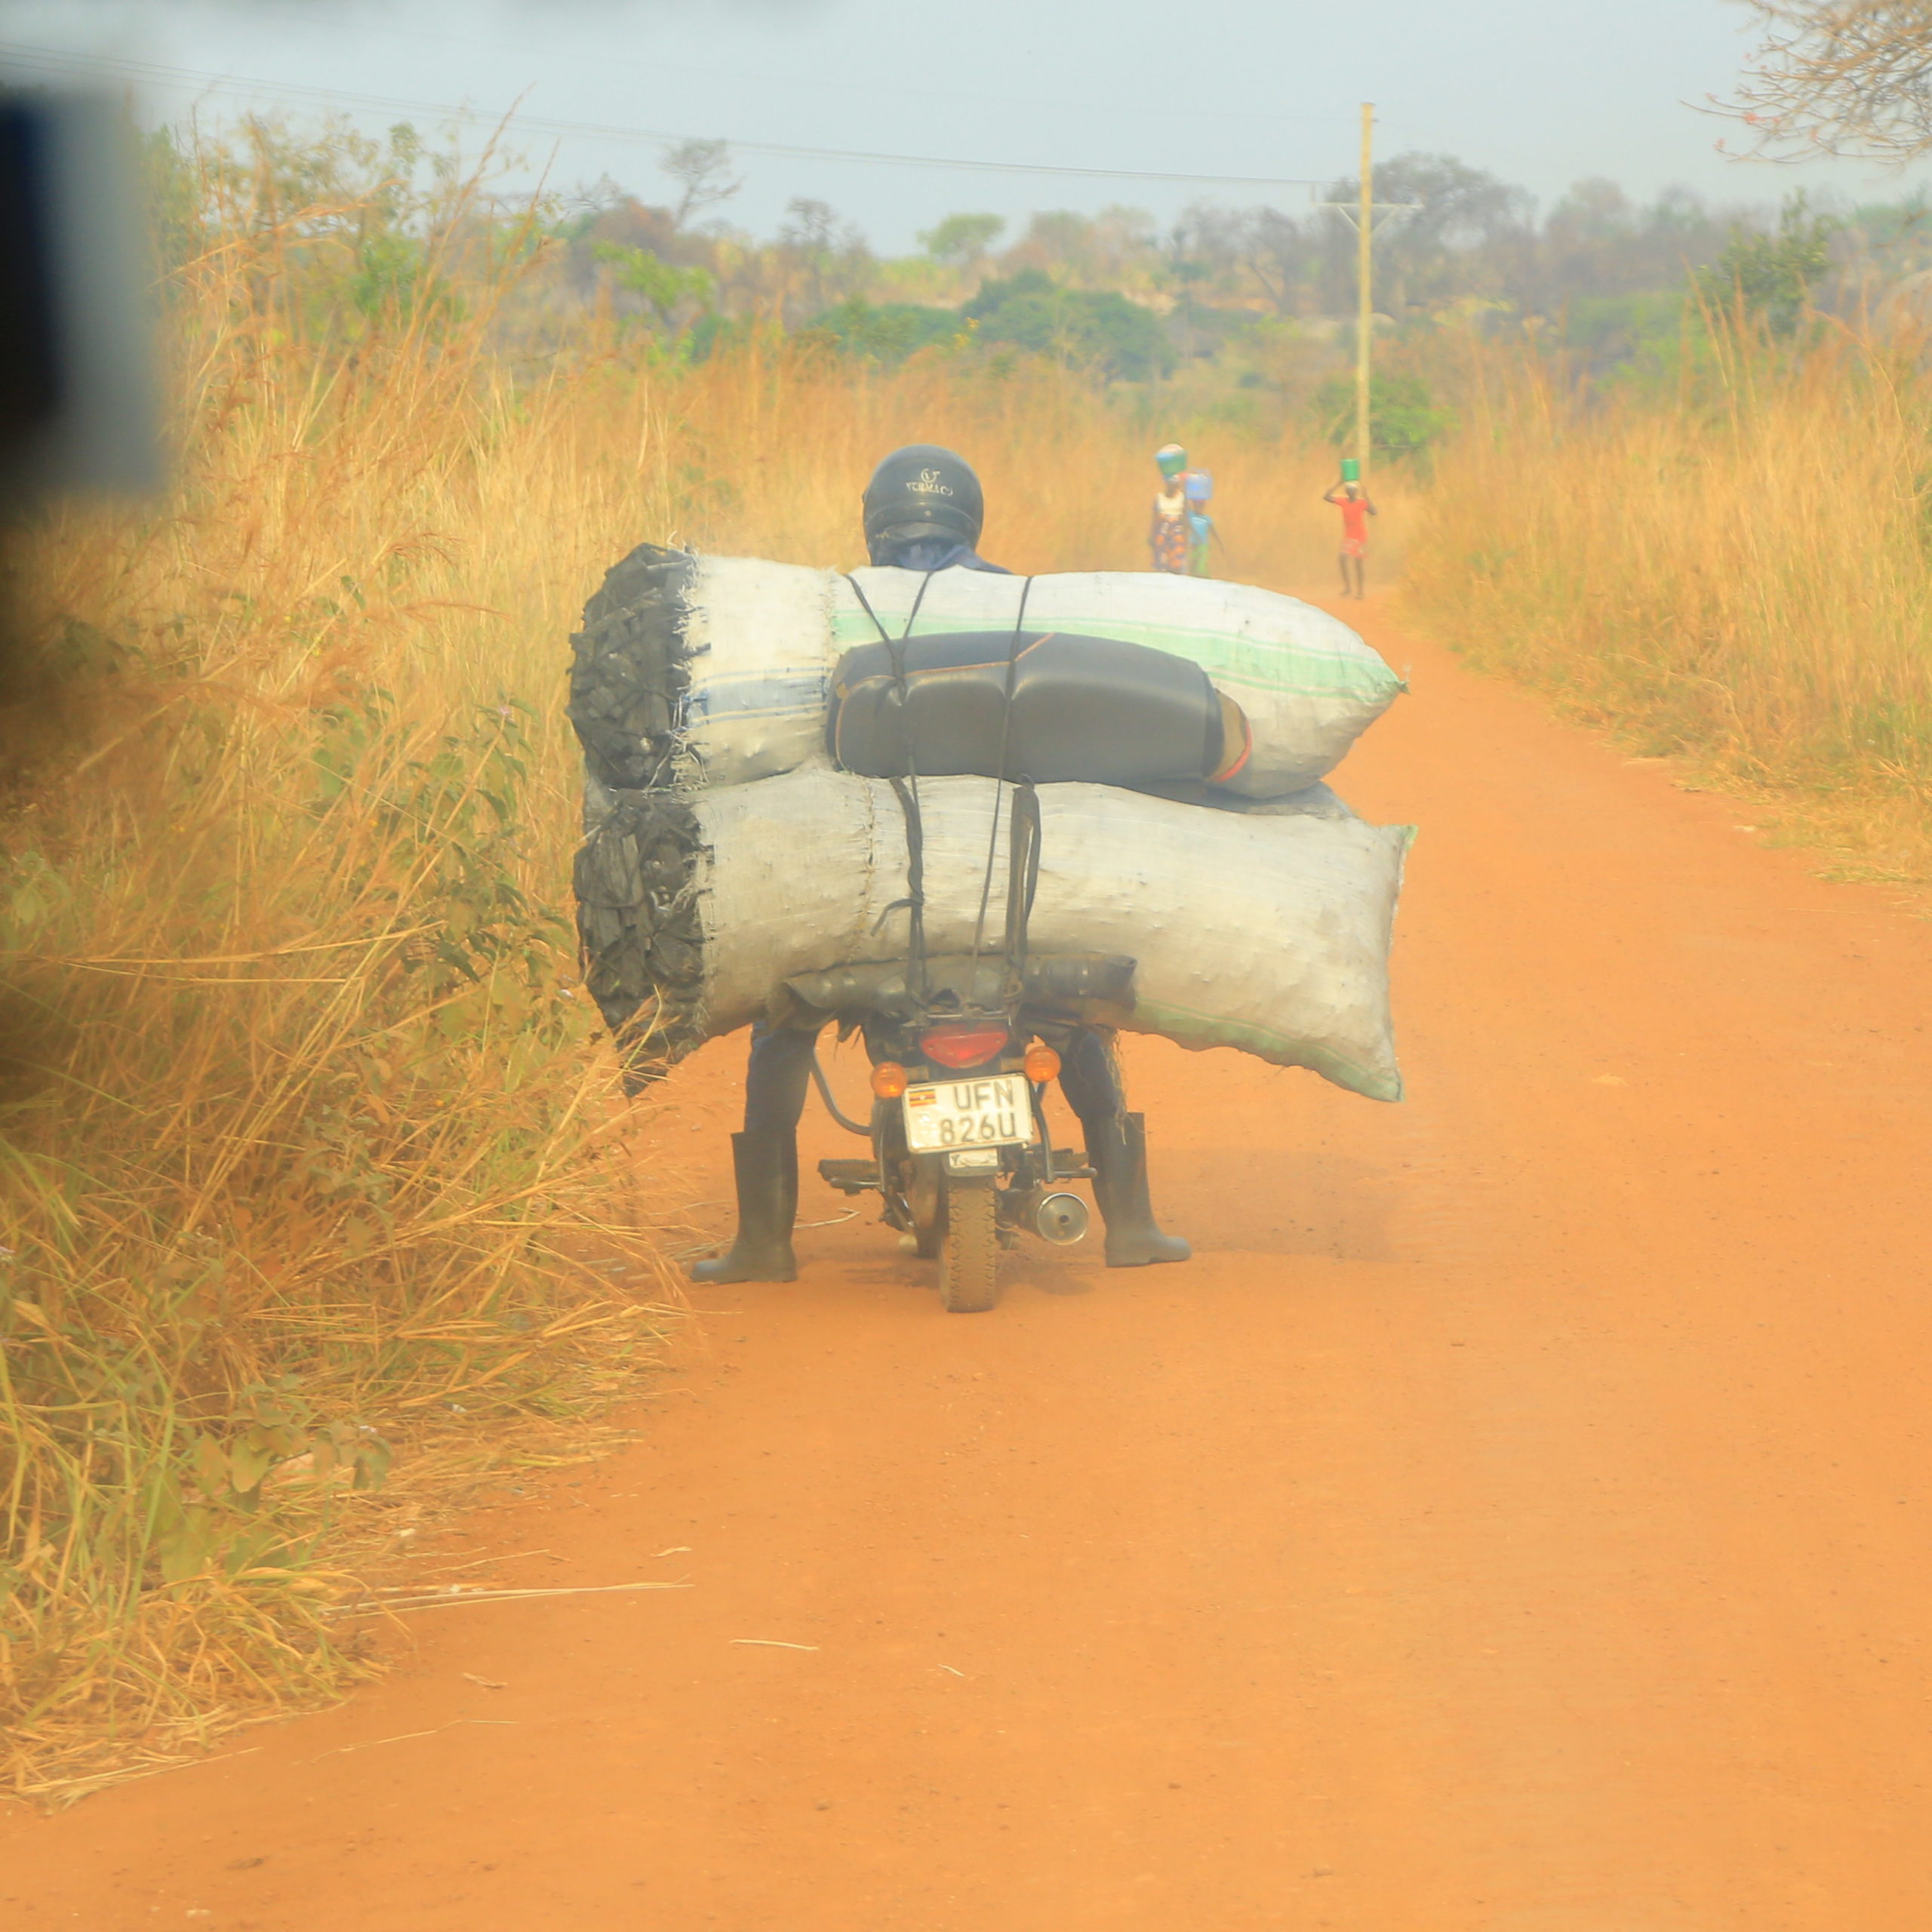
[1035,1191,1090,1245]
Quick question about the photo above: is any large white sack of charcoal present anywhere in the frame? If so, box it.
[570,550,1402,800]
[587,766,1413,1102]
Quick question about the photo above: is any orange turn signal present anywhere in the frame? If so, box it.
[871,1060,909,1099]
[1023,1042,1061,1083]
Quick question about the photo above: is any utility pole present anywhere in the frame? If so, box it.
[1317,108,1420,485]
[1356,102,1374,481]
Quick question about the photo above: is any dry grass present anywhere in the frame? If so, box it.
[0,187,704,1803]
[605,329,1407,586]
[1403,320,1932,875]
[0,149,1389,1802]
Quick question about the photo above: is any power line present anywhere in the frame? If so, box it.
[324,16,1361,135]
[0,40,1332,192]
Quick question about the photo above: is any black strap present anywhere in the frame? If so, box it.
[881,774,928,1000]
[851,568,1044,1008]
[840,565,939,661]
[844,569,942,1002]
[968,575,1035,970]
[1002,781,1042,979]
[841,571,893,647]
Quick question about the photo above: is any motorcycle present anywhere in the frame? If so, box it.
[781,784,1137,1313]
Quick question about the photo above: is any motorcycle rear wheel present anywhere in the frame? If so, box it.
[938,1177,999,1314]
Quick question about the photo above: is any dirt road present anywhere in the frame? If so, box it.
[11,601,1932,1930]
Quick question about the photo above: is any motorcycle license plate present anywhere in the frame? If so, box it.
[902,1074,1036,1153]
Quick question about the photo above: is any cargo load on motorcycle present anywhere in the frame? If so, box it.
[568,551,1404,811]
[575,766,1411,1102]
[569,544,1413,1096]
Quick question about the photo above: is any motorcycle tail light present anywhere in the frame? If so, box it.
[871,1061,908,1099]
[1023,1042,1061,1082]
[918,1023,1011,1070]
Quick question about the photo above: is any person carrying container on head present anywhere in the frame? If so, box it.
[1184,468,1214,577]
[1324,460,1377,601]
[1149,443,1192,574]
[690,442,1190,1287]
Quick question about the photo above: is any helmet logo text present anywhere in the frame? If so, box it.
[907,468,953,497]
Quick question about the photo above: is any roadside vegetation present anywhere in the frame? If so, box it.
[1393,9,1932,878]
[0,130,691,1805]
[1404,245,1932,876]
[0,121,1363,1805]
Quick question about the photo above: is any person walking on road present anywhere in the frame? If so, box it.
[691,442,1190,1287]
[1149,443,1192,575]
[1324,471,1377,600]
[1184,468,1215,577]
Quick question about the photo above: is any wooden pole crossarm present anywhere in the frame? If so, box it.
[1314,202,1423,231]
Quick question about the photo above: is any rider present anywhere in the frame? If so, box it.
[691,443,1192,1285]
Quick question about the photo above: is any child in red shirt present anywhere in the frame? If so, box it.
[1322,477,1377,599]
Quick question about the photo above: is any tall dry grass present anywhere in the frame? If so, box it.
[1,155,1377,1801]
[1404,321,1932,871]
[0,190,691,1804]
[601,333,1393,584]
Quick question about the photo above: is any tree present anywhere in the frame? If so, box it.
[962,269,1174,380]
[592,241,715,331]
[1694,191,1841,330]
[1318,152,1532,312]
[1241,208,1309,315]
[780,197,839,257]
[1723,2,1932,159]
[778,198,870,315]
[919,212,1005,265]
[1312,371,1455,458]
[1170,203,1247,282]
[1003,208,1161,291]
[661,138,742,229]
[801,299,964,362]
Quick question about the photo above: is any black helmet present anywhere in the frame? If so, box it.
[863,445,984,558]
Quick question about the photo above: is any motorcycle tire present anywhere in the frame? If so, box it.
[938,1176,999,1314]
[568,543,694,792]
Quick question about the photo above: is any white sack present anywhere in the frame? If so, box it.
[678,559,1402,798]
[691,768,1412,1102]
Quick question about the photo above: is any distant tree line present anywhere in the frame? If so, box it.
[558,141,1932,375]
[143,114,1932,408]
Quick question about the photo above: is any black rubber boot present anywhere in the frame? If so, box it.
[1087,1112,1191,1267]
[690,1129,798,1284]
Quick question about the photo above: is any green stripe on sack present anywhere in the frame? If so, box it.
[826,611,1404,701]
[1129,999,1404,1103]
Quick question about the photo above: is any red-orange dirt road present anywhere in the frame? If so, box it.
[10,601,1932,1930]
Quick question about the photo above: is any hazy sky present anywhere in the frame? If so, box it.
[5,0,1927,248]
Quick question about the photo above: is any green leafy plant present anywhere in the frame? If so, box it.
[592,241,716,331]
[1312,369,1457,458]
[962,270,1177,381]
[797,298,965,364]
[1695,192,1841,334]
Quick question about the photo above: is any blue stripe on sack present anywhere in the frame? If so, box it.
[685,672,829,721]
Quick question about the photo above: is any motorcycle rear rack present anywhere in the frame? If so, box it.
[817,1151,1091,1195]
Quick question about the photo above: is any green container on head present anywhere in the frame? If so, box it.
[1340,457,1361,483]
